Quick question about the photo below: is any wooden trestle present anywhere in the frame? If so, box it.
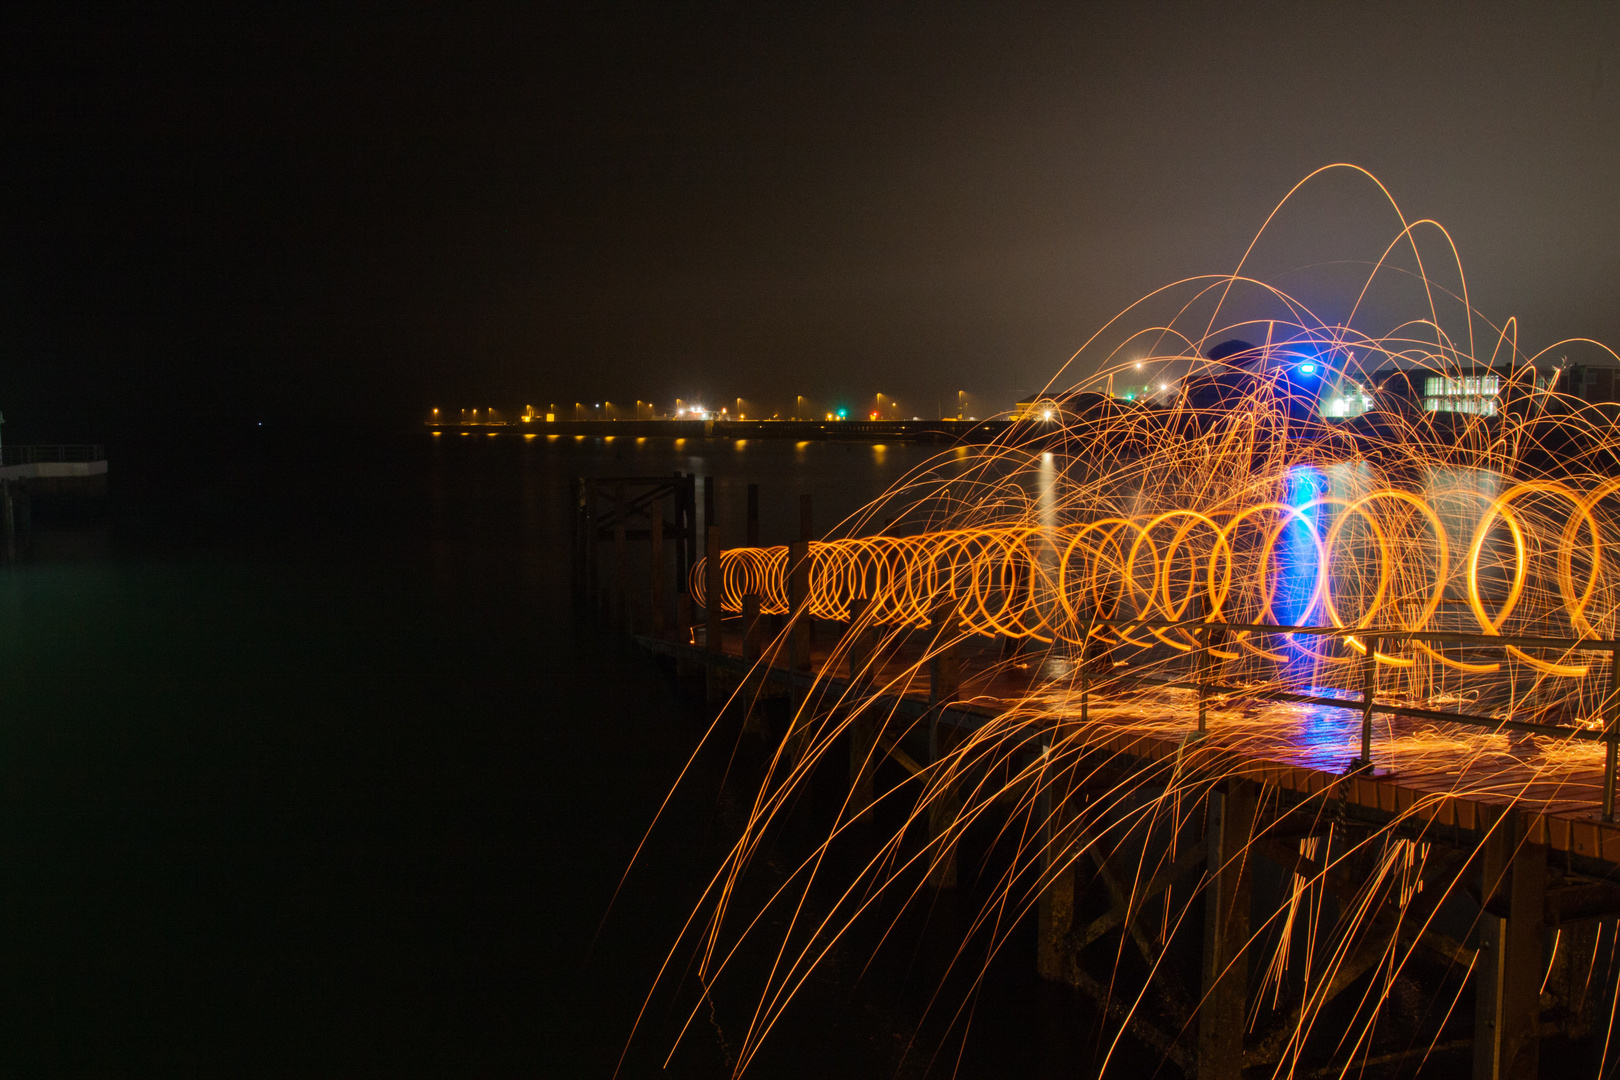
[580,482,1620,1079]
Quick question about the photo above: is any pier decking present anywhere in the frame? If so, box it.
[586,474,1620,1079]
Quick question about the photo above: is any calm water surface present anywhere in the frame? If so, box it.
[0,432,1112,1078]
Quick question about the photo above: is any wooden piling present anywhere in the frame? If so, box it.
[845,597,877,822]
[610,480,626,619]
[675,592,699,678]
[1473,816,1545,1080]
[613,520,628,628]
[925,610,962,889]
[583,477,598,600]
[1,480,14,567]
[649,496,666,635]
[705,525,723,703]
[747,483,759,546]
[1197,778,1256,1080]
[740,593,766,734]
[681,473,696,580]
[786,538,811,757]
[1036,768,1078,981]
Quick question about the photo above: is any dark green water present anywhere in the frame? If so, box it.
[0,432,1102,1078]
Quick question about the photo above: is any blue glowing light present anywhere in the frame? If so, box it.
[1276,465,1326,675]
[837,409,847,418]
[1297,363,1317,375]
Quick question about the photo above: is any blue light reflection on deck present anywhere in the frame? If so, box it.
[1277,465,1327,682]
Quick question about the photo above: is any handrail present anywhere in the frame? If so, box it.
[1059,614,1620,819]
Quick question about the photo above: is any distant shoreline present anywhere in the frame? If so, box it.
[428,418,1016,443]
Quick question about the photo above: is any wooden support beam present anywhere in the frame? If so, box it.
[1542,919,1600,1039]
[1544,878,1620,925]
[874,733,923,777]
[1198,778,1256,1080]
[1474,818,1546,1080]
[1075,838,1207,953]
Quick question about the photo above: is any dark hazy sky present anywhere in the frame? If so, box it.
[2,2,1617,434]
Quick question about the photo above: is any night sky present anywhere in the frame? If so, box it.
[2,2,1617,437]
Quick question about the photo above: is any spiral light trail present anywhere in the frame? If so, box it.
[631,166,1620,1079]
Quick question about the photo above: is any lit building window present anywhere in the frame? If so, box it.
[1421,373,1502,416]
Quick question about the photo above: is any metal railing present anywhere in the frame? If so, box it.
[1061,615,1620,819]
[0,444,105,466]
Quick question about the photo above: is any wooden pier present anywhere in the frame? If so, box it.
[577,478,1620,1079]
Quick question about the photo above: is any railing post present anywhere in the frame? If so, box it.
[1605,647,1619,822]
[1354,635,1379,772]
[1196,625,1209,735]
[1079,634,1090,726]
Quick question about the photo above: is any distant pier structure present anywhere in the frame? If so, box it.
[0,444,107,562]
[432,417,1013,442]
